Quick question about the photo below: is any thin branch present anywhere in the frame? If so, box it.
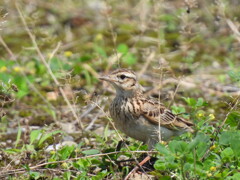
[138,50,155,78]
[0,150,156,177]
[124,155,151,180]
[15,3,83,130]
[103,0,120,67]
[226,19,240,43]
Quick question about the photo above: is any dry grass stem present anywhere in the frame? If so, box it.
[16,3,84,130]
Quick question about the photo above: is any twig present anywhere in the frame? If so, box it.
[0,151,156,177]
[80,104,98,119]
[103,0,120,68]
[138,50,155,78]
[124,155,151,180]
[15,3,83,130]
[167,77,182,109]
[226,19,240,43]
[85,112,103,131]
[48,42,61,61]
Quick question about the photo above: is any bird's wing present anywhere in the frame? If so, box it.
[139,98,194,132]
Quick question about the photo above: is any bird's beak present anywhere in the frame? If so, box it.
[99,75,114,82]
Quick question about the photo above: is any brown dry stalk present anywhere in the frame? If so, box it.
[0,150,156,177]
[15,3,83,130]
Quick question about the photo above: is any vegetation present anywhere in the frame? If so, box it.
[0,0,240,179]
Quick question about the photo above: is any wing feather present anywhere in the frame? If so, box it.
[139,98,194,132]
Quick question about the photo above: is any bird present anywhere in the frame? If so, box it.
[99,68,194,149]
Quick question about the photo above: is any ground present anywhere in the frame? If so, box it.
[0,0,240,179]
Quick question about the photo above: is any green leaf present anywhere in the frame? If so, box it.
[154,160,166,170]
[29,171,40,179]
[230,138,240,156]
[13,75,29,98]
[76,159,91,170]
[15,122,22,148]
[228,70,240,81]
[80,55,92,62]
[3,148,22,154]
[63,171,71,180]
[155,143,171,156]
[30,129,41,145]
[25,144,35,152]
[226,112,240,127]
[58,145,75,160]
[183,97,197,107]
[168,140,188,154]
[196,143,208,158]
[221,147,234,160]
[117,44,129,54]
[83,70,92,85]
[82,149,100,155]
[53,178,61,180]
[0,73,12,83]
[230,173,240,180]
[50,58,62,72]
[196,98,204,107]
[94,46,107,57]
[171,106,186,114]
[188,132,210,151]
[219,131,232,145]
[122,53,137,65]
[38,130,63,146]
[220,131,240,156]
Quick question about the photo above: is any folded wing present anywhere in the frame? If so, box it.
[139,99,194,132]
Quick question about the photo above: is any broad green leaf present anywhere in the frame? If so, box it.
[226,112,240,127]
[80,55,92,62]
[188,132,210,151]
[196,98,204,107]
[230,173,240,180]
[228,70,240,81]
[154,160,166,170]
[0,73,12,83]
[168,140,188,154]
[38,130,63,146]
[25,144,35,152]
[221,147,234,160]
[82,149,100,155]
[30,129,42,144]
[122,53,137,65]
[29,171,40,179]
[219,131,232,145]
[63,171,71,180]
[171,105,186,114]
[117,44,128,54]
[183,97,196,107]
[155,143,171,156]
[94,46,107,57]
[58,145,75,160]
[230,138,240,156]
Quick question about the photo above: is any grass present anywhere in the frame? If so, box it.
[1,0,240,179]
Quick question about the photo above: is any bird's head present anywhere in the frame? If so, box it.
[99,69,141,97]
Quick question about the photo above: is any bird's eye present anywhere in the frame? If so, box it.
[119,75,126,80]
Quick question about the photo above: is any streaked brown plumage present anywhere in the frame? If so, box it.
[100,69,194,149]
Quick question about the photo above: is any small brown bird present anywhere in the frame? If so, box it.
[100,69,194,149]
